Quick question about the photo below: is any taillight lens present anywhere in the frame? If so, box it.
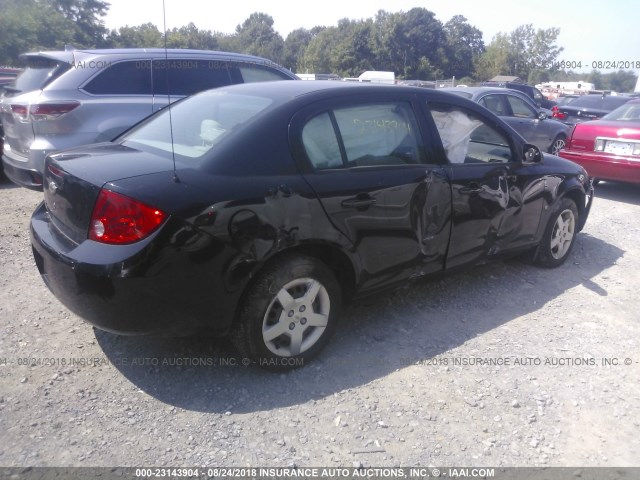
[10,101,80,122]
[551,106,566,120]
[89,189,167,245]
[10,104,29,121]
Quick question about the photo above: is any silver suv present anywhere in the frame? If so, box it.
[1,48,298,189]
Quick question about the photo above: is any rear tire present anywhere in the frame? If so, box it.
[231,254,341,371]
[549,134,566,155]
[534,198,579,268]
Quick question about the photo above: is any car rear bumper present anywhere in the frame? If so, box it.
[559,149,640,184]
[2,152,44,190]
[30,202,236,336]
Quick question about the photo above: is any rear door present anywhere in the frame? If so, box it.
[292,95,451,291]
[151,58,233,112]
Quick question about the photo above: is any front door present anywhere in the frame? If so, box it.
[425,102,534,268]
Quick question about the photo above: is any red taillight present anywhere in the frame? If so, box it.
[10,104,29,121]
[551,106,566,120]
[89,189,167,245]
[10,101,80,122]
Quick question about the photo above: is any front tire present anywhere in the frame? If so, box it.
[231,254,341,371]
[534,198,579,268]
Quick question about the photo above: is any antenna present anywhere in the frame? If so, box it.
[162,0,180,183]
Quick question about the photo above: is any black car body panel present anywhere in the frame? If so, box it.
[556,95,633,125]
[31,82,594,339]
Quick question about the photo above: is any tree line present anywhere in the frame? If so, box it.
[0,0,636,92]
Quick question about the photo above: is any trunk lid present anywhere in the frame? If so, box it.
[43,143,176,244]
[568,121,640,151]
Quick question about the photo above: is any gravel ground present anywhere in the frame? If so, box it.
[0,176,639,468]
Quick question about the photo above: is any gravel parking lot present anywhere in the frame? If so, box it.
[0,176,639,468]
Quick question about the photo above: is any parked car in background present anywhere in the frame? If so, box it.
[555,94,580,106]
[0,67,23,173]
[559,99,640,184]
[442,87,570,154]
[0,67,21,89]
[31,82,593,370]
[1,48,297,190]
[553,94,633,125]
[481,81,556,109]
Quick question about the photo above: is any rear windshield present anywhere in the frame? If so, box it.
[445,90,473,99]
[120,89,273,164]
[568,96,630,109]
[8,57,70,94]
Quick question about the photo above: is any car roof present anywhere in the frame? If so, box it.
[19,48,285,66]
[442,86,530,96]
[206,80,467,104]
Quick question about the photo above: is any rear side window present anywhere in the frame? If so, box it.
[121,90,273,162]
[302,102,423,169]
[152,59,232,96]
[83,61,152,95]
[239,65,291,82]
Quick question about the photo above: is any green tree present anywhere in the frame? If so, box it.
[475,32,511,80]
[476,24,563,81]
[233,13,284,63]
[165,23,219,50]
[107,23,163,48]
[50,0,110,47]
[0,0,77,65]
[443,15,484,78]
[601,70,638,92]
[283,27,323,73]
[299,26,338,74]
[372,8,446,79]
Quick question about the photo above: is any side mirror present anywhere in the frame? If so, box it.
[523,144,542,164]
[538,111,548,120]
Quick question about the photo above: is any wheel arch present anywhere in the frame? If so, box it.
[231,242,358,326]
[561,187,588,232]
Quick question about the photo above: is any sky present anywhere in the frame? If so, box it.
[102,0,640,76]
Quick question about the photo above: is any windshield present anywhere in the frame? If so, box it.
[601,102,640,121]
[121,90,273,163]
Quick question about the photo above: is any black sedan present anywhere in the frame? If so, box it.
[31,81,594,370]
[553,94,633,124]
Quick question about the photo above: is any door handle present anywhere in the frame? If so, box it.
[341,196,377,209]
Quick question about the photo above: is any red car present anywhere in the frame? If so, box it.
[559,99,640,184]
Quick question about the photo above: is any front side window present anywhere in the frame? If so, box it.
[479,95,507,116]
[429,104,513,164]
[506,95,536,118]
[301,102,423,169]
